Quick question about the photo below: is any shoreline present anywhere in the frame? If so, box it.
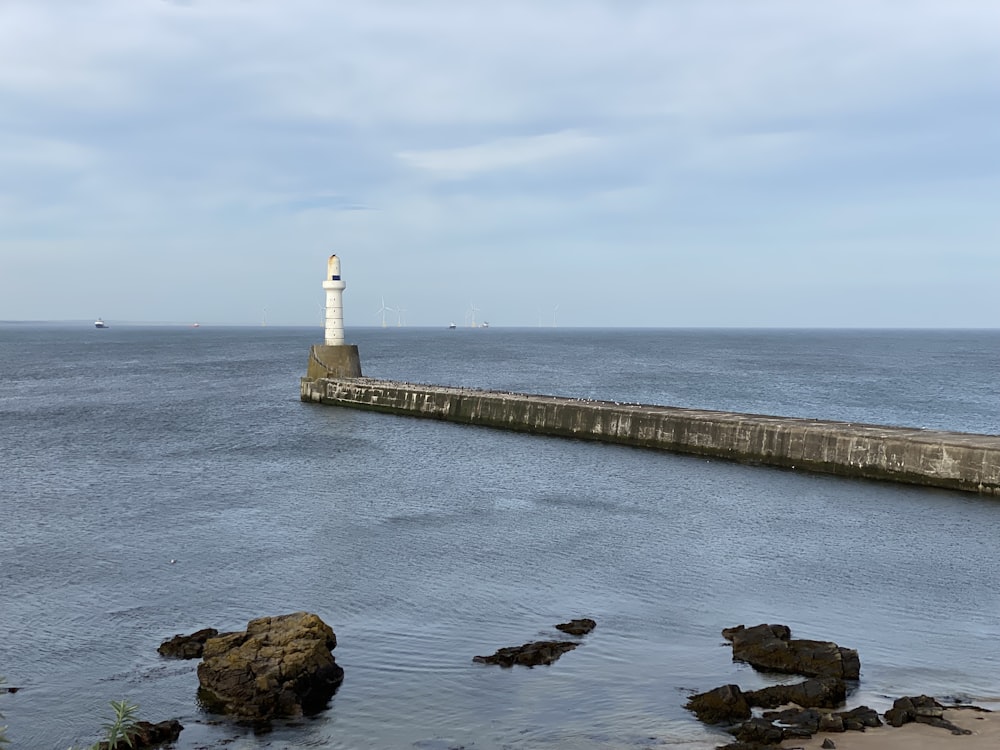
[778,706,997,749]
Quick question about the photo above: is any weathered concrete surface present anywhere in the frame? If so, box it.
[306,344,362,380]
[300,377,1000,495]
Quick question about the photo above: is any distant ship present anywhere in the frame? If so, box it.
[448,322,457,329]
[94,318,109,329]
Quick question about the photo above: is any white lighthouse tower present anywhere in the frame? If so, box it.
[304,254,362,382]
[323,254,346,345]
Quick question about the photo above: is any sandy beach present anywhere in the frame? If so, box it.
[779,707,998,750]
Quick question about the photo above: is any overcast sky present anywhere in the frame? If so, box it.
[1,1,998,327]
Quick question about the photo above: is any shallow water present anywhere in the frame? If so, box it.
[2,326,999,749]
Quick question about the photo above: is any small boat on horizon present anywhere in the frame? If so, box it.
[94,318,109,329]
[448,322,457,329]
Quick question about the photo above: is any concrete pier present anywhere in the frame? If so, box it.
[306,344,362,380]
[300,377,1000,495]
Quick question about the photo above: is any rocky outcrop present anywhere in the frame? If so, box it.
[96,719,183,750]
[158,627,228,659]
[722,624,860,680]
[684,684,751,725]
[473,617,596,667]
[473,641,578,667]
[690,624,986,749]
[687,624,873,748]
[884,695,973,734]
[685,678,851,727]
[761,704,881,736]
[745,676,846,709]
[728,717,784,747]
[196,612,344,720]
[713,704,881,749]
[555,618,596,636]
[835,705,883,731]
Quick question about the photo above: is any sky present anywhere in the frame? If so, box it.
[1,0,998,328]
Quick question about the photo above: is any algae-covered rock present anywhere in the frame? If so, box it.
[196,611,343,720]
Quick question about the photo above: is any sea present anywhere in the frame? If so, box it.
[2,325,1000,750]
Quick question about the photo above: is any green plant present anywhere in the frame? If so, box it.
[95,699,140,750]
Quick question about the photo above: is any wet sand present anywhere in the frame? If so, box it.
[779,707,997,750]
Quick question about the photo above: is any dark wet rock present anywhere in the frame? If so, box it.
[760,702,880,739]
[473,640,578,667]
[885,695,929,726]
[821,739,836,749]
[746,676,847,709]
[158,627,227,659]
[884,695,971,734]
[196,612,344,720]
[837,705,881,731]
[730,717,784,745]
[684,684,751,725]
[818,711,845,733]
[555,618,596,636]
[722,624,860,680]
[96,719,183,749]
[717,740,782,750]
[763,706,822,736]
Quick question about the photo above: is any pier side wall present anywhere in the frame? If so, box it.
[300,377,1000,495]
[306,344,362,380]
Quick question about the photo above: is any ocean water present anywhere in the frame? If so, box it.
[1,325,999,750]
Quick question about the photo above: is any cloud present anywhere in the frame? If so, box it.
[1,1,999,325]
[397,131,601,179]
[0,135,98,171]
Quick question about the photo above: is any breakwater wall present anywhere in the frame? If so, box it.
[300,377,1000,495]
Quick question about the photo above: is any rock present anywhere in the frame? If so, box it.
[884,695,971,735]
[723,623,789,643]
[473,640,578,667]
[196,612,344,720]
[554,618,596,636]
[158,627,226,659]
[717,743,778,750]
[818,712,845,733]
[821,739,836,749]
[746,676,847,709]
[763,706,822,736]
[730,717,783,745]
[884,695,920,726]
[96,719,183,749]
[837,705,881,730]
[684,684,751,725]
[722,624,860,680]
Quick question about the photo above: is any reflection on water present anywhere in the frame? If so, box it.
[1,326,999,748]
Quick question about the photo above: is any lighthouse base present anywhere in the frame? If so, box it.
[306,344,363,380]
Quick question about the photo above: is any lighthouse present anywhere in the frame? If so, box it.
[303,254,363,382]
[323,254,346,345]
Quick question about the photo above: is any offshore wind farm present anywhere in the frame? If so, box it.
[5,313,1000,749]
[303,256,1000,496]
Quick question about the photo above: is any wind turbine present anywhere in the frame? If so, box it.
[377,297,392,328]
[466,303,479,328]
[395,308,407,327]
[552,304,559,328]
